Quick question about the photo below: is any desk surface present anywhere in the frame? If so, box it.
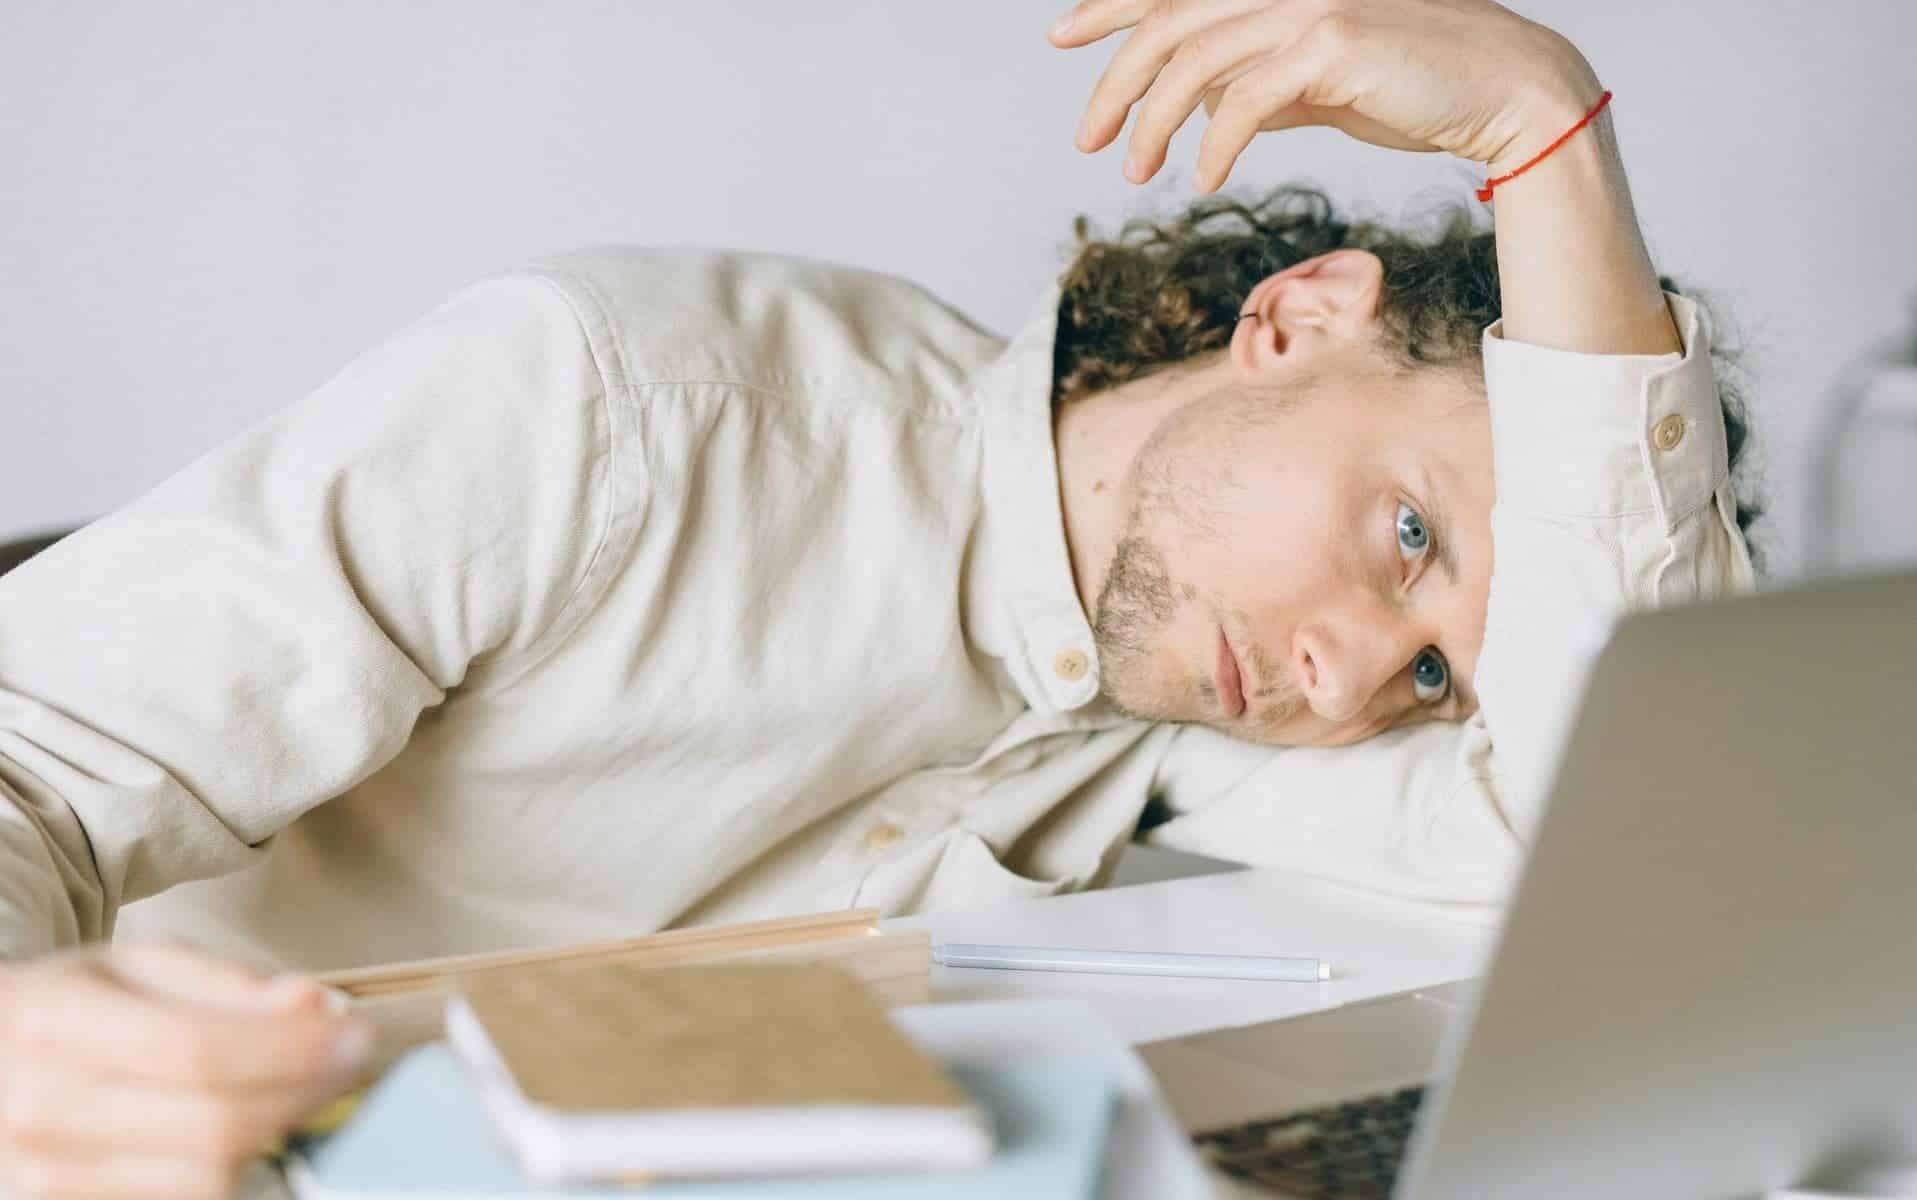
[249,857,1499,1199]
[889,858,1498,1046]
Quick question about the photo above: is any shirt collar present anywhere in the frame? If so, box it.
[963,271,1105,715]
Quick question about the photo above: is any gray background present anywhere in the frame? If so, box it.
[5,1,1916,577]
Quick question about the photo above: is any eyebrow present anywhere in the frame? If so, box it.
[1420,464,1460,587]
[1420,463,1475,714]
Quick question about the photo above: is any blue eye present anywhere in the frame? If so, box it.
[1412,648,1449,702]
[1396,501,1430,561]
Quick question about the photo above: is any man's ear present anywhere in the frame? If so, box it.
[1231,249,1384,369]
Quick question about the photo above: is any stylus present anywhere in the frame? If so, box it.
[931,943,1330,982]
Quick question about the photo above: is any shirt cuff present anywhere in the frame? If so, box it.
[1482,292,1728,532]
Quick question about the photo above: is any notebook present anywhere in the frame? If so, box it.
[443,963,990,1183]
[284,1043,1116,1198]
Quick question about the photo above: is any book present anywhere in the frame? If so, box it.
[285,1038,1116,1198]
[444,963,993,1184]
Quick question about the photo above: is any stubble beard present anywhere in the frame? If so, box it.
[1090,508,1308,737]
[1091,519,1186,722]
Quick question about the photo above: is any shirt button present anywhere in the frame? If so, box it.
[1052,648,1090,682]
[861,822,905,852]
[1652,413,1686,452]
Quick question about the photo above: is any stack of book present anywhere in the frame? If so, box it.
[286,910,1119,1197]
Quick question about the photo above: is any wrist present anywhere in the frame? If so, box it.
[1486,51,1606,176]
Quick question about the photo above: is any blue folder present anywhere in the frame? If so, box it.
[286,1044,1115,1199]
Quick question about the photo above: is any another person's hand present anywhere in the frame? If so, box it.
[0,941,370,1198]
[1048,0,1602,191]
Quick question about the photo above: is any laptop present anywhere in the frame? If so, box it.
[1139,569,1917,1200]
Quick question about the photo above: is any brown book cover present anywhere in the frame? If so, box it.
[455,962,970,1114]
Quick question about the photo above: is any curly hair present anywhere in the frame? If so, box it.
[1051,185,1762,545]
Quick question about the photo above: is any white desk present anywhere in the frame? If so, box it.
[250,859,1497,1199]
[889,860,1498,1047]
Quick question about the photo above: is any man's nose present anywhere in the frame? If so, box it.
[1291,614,1417,724]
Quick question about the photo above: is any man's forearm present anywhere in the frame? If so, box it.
[1490,60,1683,358]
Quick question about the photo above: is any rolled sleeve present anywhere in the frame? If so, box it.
[1485,293,1727,528]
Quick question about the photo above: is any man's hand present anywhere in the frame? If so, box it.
[0,942,371,1199]
[1049,0,1601,193]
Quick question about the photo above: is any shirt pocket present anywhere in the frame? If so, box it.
[852,827,1070,917]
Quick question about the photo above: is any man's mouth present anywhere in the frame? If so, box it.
[1215,628,1247,719]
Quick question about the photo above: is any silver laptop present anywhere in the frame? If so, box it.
[1140,569,1917,1200]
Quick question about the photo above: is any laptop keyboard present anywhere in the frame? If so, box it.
[1193,1085,1427,1199]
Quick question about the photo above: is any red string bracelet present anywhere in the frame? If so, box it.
[1476,90,1612,202]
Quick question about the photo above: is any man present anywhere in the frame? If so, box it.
[0,0,1755,1194]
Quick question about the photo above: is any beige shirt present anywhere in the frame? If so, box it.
[0,249,1753,968]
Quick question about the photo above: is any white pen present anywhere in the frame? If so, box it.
[931,942,1330,982]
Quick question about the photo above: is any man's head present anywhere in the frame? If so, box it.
[1052,187,1758,747]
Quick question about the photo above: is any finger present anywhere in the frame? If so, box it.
[1195,37,1333,191]
[1045,0,1153,48]
[1074,0,1267,152]
[6,969,365,1090]
[111,941,326,1015]
[1125,5,1321,182]
[0,1059,341,1159]
[0,1146,238,1200]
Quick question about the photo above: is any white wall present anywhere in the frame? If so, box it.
[6,1,1917,576]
